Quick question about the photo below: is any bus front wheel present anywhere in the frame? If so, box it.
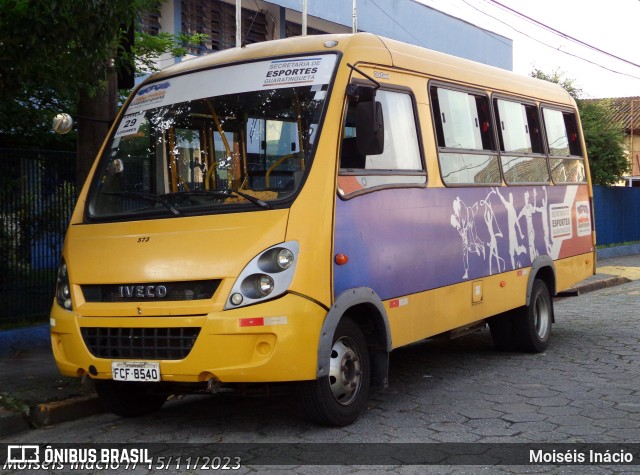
[299,318,370,426]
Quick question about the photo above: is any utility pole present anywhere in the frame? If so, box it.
[302,0,308,36]
[631,99,639,177]
[353,0,358,33]
[236,0,241,47]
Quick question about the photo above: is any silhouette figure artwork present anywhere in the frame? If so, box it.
[480,190,505,275]
[535,187,553,255]
[518,190,538,262]
[495,188,526,269]
[451,196,485,279]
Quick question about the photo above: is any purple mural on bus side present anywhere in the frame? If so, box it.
[333,185,592,301]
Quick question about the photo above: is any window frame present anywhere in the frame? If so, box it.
[337,81,427,200]
[541,104,586,185]
[492,94,551,186]
[429,81,501,187]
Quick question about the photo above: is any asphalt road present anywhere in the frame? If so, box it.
[3,279,640,474]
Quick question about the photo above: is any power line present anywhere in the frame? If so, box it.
[486,0,640,70]
[459,0,640,81]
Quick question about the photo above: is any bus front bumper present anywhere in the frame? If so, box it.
[50,293,325,384]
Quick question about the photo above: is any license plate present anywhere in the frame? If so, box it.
[112,361,160,382]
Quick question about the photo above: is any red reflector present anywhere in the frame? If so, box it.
[335,253,349,265]
[239,317,264,327]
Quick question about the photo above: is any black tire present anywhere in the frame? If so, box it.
[299,318,370,426]
[513,279,553,353]
[488,279,553,353]
[95,380,169,417]
[488,310,518,352]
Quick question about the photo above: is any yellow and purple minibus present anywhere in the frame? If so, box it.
[51,33,595,426]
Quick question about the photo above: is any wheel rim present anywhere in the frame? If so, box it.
[534,293,551,339]
[328,336,362,405]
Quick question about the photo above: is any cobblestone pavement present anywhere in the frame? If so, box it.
[3,280,640,474]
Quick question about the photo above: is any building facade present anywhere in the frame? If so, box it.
[141,0,512,71]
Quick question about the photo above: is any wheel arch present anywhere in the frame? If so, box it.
[317,287,392,388]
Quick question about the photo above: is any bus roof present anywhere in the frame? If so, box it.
[147,32,574,107]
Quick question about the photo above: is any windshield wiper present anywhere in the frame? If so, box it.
[167,190,271,210]
[102,191,182,216]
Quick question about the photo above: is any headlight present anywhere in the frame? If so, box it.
[276,249,294,270]
[55,258,73,310]
[226,241,299,309]
[257,247,295,272]
[240,274,275,298]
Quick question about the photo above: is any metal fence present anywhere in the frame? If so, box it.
[593,185,640,246]
[0,148,76,325]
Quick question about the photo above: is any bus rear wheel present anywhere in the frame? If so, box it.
[513,279,553,352]
[95,380,169,417]
[299,318,370,426]
[488,279,552,353]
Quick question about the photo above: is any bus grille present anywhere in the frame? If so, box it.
[81,280,221,302]
[81,327,200,360]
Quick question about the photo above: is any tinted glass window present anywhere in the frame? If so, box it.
[543,108,582,157]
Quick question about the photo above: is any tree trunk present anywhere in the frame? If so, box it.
[76,70,118,189]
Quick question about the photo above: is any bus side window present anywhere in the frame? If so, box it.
[430,86,500,185]
[338,88,425,197]
[543,108,586,183]
[494,98,549,184]
[340,89,421,171]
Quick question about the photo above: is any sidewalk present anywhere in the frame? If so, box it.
[1,252,639,438]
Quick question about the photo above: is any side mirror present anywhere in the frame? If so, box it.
[52,113,73,135]
[356,100,384,156]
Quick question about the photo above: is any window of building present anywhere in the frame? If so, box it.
[181,0,268,53]
[286,21,328,37]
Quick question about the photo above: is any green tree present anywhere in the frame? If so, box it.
[0,1,151,146]
[131,31,208,76]
[577,99,629,185]
[0,0,205,183]
[531,68,629,185]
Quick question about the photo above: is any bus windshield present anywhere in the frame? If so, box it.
[87,55,336,219]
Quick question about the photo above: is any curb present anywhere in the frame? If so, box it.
[0,395,104,438]
[572,276,632,295]
[597,243,640,259]
[31,394,103,427]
